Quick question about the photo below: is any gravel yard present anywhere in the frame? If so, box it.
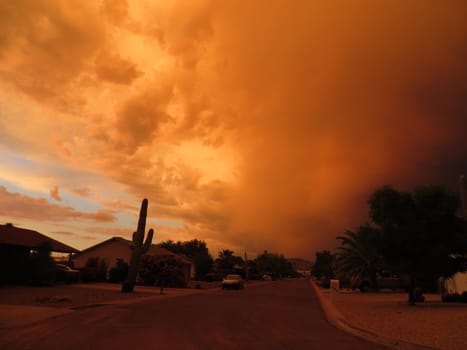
[320,288,467,350]
[0,282,221,330]
[0,283,156,308]
[0,280,238,310]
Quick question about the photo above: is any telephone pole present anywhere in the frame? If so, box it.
[244,252,249,281]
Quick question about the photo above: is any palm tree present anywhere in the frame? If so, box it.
[336,225,383,290]
[216,249,242,271]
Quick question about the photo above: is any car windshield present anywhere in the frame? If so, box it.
[225,274,241,280]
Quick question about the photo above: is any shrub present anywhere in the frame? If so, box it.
[77,266,99,282]
[97,259,108,281]
[413,287,425,302]
[139,254,187,288]
[109,259,129,283]
[442,293,461,302]
[321,278,331,289]
[80,257,108,282]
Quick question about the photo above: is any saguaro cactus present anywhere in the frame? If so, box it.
[121,198,154,293]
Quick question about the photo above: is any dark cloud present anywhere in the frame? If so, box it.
[100,0,129,26]
[191,0,467,256]
[95,51,142,85]
[1,1,466,258]
[114,83,174,152]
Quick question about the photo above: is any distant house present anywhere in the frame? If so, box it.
[73,236,195,283]
[0,223,79,283]
[288,258,313,277]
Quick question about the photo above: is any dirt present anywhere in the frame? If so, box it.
[0,283,155,308]
[323,288,467,350]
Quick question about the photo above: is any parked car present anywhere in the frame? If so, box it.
[222,274,244,290]
[55,264,80,284]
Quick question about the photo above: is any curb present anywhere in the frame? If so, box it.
[309,281,439,350]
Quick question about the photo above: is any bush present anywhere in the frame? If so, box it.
[338,277,352,289]
[139,254,187,288]
[442,292,467,303]
[442,293,461,302]
[79,257,108,282]
[108,259,129,283]
[319,278,331,289]
[413,287,425,302]
[77,266,99,282]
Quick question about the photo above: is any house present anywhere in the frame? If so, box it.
[288,258,313,277]
[73,236,195,283]
[0,223,79,283]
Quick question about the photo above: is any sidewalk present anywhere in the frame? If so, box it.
[311,281,467,350]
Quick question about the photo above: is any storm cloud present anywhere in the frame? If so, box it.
[0,0,466,256]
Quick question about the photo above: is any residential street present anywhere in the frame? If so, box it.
[0,279,386,349]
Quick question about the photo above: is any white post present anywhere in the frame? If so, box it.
[330,279,340,304]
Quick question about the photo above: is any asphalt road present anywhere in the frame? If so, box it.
[0,279,387,349]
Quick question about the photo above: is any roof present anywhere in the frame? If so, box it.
[0,224,79,253]
[76,236,193,264]
[76,236,129,255]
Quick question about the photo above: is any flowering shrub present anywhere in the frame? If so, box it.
[139,254,187,288]
[78,257,108,282]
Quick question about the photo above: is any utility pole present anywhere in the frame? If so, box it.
[461,175,467,219]
[244,252,249,281]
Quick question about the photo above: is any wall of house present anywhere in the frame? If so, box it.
[73,242,131,269]
[73,240,195,285]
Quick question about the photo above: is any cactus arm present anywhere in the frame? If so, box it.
[143,228,154,253]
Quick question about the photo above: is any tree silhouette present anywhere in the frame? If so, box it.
[254,251,293,279]
[216,249,243,273]
[369,185,467,304]
[336,225,383,290]
[311,250,334,280]
[160,239,213,279]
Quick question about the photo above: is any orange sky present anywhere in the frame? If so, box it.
[0,0,466,259]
